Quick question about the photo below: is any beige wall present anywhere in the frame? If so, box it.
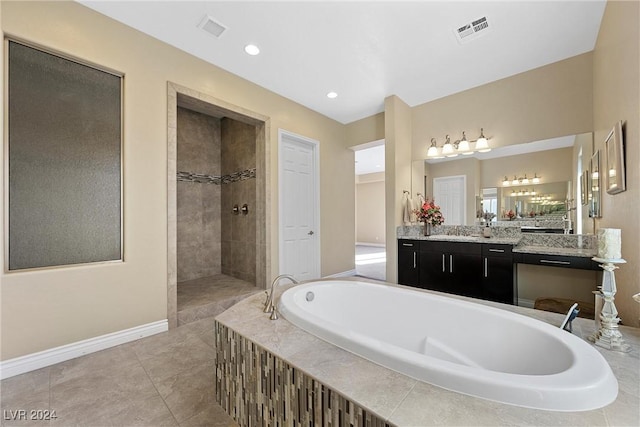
[345,113,385,147]
[0,1,354,360]
[384,96,412,282]
[411,52,593,157]
[592,0,640,327]
[356,174,385,245]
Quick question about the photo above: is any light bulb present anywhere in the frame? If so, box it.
[458,131,472,154]
[427,138,439,157]
[475,128,490,152]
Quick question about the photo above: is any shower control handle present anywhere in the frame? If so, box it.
[308,230,314,235]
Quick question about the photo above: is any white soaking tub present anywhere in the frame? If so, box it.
[278,280,617,412]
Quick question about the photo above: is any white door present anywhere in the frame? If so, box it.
[433,176,466,225]
[279,130,320,281]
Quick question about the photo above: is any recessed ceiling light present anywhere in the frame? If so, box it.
[326,91,338,99]
[244,44,260,55]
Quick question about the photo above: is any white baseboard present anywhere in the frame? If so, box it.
[323,269,358,278]
[355,242,386,248]
[518,298,535,308]
[0,320,168,380]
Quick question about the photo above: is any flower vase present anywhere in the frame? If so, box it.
[423,223,432,236]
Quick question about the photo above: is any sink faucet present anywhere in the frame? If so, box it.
[263,274,299,320]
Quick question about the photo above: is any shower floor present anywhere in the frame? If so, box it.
[177,274,261,326]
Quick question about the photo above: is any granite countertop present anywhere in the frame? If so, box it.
[417,235,521,245]
[397,225,598,258]
[513,245,598,258]
[216,279,640,426]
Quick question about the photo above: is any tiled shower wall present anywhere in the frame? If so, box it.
[177,108,221,282]
[177,108,257,285]
[221,118,257,284]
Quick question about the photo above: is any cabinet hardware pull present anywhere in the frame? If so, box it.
[442,254,445,272]
[413,252,416,268]
[540,259,571,265]
[449,255,453,273]
[402,243,413,247]
[484,258,488,277]
[489,249,505,253]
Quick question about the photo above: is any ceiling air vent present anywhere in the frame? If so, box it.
[454,16,491,44]
[198,15,227,38]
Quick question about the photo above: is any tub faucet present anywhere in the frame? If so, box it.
[263,274,299,320]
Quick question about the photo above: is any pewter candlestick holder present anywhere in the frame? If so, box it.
[589,257,631,352]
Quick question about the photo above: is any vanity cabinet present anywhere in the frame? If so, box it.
[398,240,420,286]
[481,244,515,304]
[513,253,599,270]
[419,241,483,298]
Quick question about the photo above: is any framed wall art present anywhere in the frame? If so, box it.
[605,121,626,195]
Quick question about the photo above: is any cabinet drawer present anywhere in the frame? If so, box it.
[398,239,419,249]
[482,244,513,258]
[515,253,598,270]
[420,240,481,255]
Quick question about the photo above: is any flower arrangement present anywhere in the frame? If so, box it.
[414,199,445,226]
[482,211,496,222]
[506,210,516,220]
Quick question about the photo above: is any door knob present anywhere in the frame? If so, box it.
[308,231,314,235]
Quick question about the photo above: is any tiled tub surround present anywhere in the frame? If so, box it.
[215,282,640,425]
[215,323,390,427]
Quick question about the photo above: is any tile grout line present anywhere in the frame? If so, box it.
[132,347,181,427]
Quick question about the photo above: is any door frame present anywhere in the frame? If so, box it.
[278,129,321,279]
[433,175,467,225]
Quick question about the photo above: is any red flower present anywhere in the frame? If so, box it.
[413,199,445,226]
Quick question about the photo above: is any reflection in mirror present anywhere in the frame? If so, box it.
[589,150,601,218]
[426,133,594,233]
[499,181,569,218]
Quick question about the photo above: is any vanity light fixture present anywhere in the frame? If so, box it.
[426,128,491,158]
[506,173,542,187]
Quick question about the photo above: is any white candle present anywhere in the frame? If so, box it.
[597,228,622,260]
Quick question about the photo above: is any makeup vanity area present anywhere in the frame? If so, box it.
[401,132,603,312]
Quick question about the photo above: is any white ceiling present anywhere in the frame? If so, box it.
[80,0,606,125]
[354,143,385,175]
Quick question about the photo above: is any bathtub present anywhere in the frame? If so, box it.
[278,280,618,412]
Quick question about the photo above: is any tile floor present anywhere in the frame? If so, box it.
[177,274,260,326]
[1,316,236,427]
[2,270,371,426]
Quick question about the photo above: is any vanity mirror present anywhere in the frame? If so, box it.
[418,133,594,234]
